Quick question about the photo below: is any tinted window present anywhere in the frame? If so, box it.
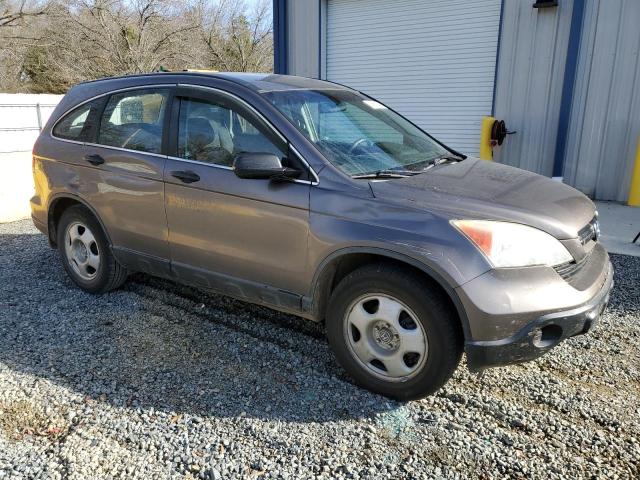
[98,89,169,154]
[52,99,102,141]
[177,97,284,167]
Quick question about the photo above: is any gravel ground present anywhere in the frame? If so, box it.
[0,219,638,479]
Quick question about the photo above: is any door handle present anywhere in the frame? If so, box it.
[84,154,105,166]
[170,170,200,184]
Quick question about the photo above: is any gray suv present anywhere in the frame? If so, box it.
[31,73,613,400]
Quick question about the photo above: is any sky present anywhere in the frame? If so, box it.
[245,0,272,10]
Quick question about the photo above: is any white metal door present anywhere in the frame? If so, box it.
[325,0,501,156]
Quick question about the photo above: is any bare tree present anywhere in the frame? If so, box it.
[199,0,273,72]
[0,0,274,93]
[0,1,51,91]
[56,0,200,75]
[0,0,48,28]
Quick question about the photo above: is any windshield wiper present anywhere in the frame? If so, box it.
[423,154,464,171]
[352,169,419,179]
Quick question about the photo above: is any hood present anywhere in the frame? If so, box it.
[369,158,595,239]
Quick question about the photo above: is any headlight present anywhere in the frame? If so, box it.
[451,220,573,268]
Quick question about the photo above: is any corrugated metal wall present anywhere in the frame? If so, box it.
[324,0,501,156]
[563,0,640,202]
[282,0,639,201]
[493,0,573,176]
[286,0,321,78]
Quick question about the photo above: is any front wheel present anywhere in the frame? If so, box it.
[326,264,462,400]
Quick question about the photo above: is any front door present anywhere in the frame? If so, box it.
[164,86,311,310]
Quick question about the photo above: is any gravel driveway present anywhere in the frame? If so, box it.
[1,219,638,479]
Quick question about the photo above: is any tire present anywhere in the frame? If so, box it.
[326,263,462,400]
[56,205,128,294]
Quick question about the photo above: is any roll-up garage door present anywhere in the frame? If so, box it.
[325,0,502,156]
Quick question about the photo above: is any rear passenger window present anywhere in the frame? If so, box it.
[52,99,102,141]
[98,89,169,154]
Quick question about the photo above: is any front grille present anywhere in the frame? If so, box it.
[554,215,599,282]
[554,253,590,281]
[556,243,608,290]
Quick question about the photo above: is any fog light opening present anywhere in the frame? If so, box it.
[532,325,563,348]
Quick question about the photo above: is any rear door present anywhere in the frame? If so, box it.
[76,86,172,274]
[164,86,311,309]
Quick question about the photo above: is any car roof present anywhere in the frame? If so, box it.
[216,73,349,92]
[78,72,349,93]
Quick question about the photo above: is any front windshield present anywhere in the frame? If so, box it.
[263,89,451,177]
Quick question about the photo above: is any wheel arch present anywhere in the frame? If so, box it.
[47,193,112,247]
[304,247,471,341]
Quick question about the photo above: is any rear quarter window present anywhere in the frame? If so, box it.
[52,99,102,141]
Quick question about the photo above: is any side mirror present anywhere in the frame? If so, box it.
[233,152,301,180]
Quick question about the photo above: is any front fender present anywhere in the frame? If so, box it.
[304,245,475,340]
[307,193,490,288]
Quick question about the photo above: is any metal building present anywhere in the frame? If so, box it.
[273,0,640,202]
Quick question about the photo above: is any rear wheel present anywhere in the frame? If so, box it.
[57,205,128,293]
[326,263,462,400]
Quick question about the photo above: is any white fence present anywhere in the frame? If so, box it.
[0,94,63,153]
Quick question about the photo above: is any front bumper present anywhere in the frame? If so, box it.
[460,244,614,370]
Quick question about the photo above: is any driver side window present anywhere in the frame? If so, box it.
[176,96,286,167]
[97,89,169,154]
